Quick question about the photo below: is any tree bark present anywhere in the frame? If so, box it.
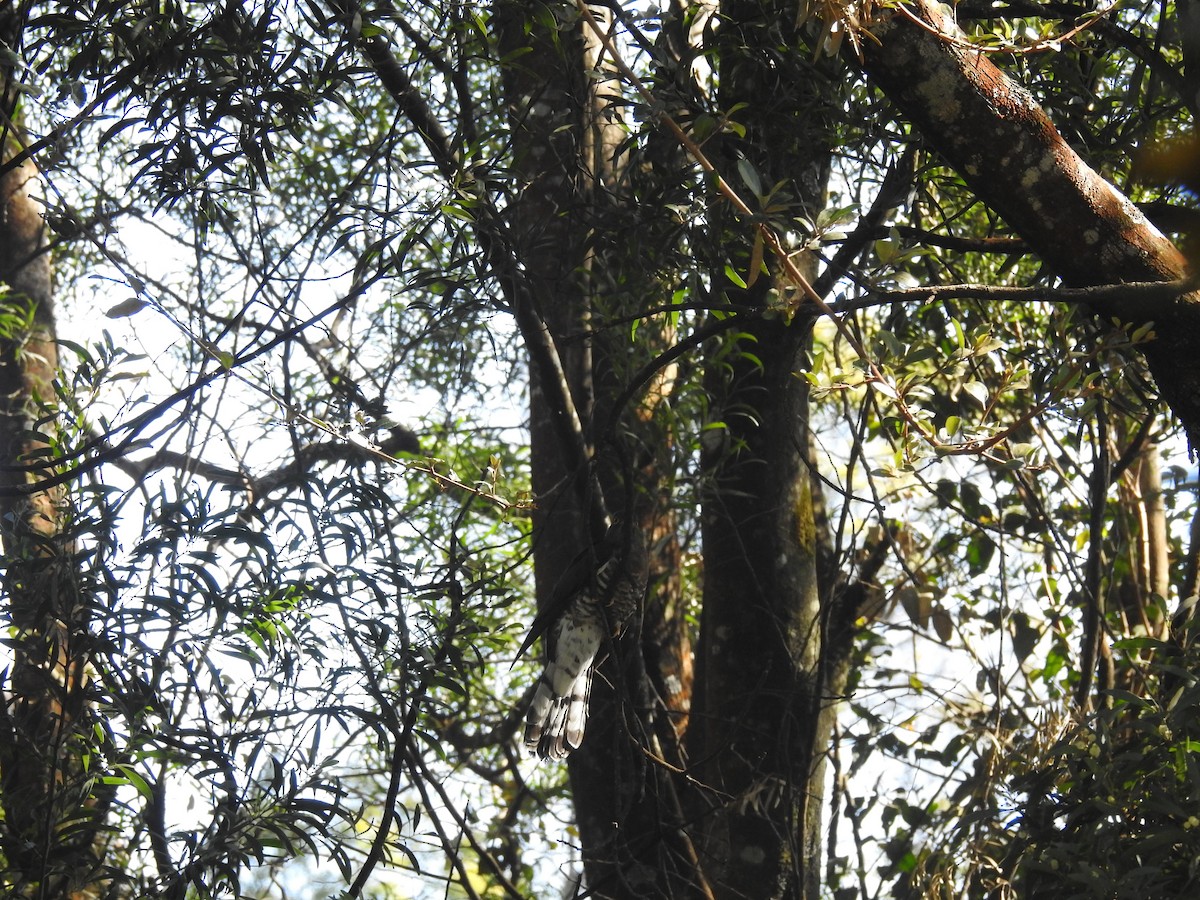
[692,313,830,900]
[496,4,701,896]
[0,16,99,893]
[687,5,840,897]
[860,0,1200,447]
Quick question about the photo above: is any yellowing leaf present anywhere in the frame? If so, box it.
[746,231,764,289]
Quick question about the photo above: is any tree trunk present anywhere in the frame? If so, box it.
[692,314,830,899]
[686,5,840,897]
[0,18,99,893]
[496,4,700,896]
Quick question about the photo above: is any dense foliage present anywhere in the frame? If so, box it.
[0,0,1197,898]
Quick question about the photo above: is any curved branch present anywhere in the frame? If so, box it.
[861,0,1185,288]
[815,148,919,297]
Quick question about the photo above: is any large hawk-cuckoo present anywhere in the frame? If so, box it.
[521,522,648,759]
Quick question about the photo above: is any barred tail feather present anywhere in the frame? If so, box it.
[522,603,605,759]
[524,660,595,759]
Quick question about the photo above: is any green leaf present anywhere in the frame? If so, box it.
[966,532,996,576]
[440,203,475,223]
[736,155,763,198]
[112,764,155,802]
[875,236,897,264]
[962,381,988,407]
[873,379,898,399]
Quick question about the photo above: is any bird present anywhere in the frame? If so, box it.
[520,522,648,760]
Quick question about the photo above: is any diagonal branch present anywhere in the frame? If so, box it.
[860,0,1200,447]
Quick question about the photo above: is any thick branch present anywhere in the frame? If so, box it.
[108,428,419,497]
[861,1,1185,287]
[860,0,1200,446]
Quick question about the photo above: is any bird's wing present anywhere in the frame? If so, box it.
[514,541,604,662]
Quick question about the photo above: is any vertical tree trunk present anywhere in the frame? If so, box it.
[0,17,97,894]
[494,0,593,585]
[692,313,829,899]
[687,4,839,897]
[496,4,700,896]
[1102,431,1172,697]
